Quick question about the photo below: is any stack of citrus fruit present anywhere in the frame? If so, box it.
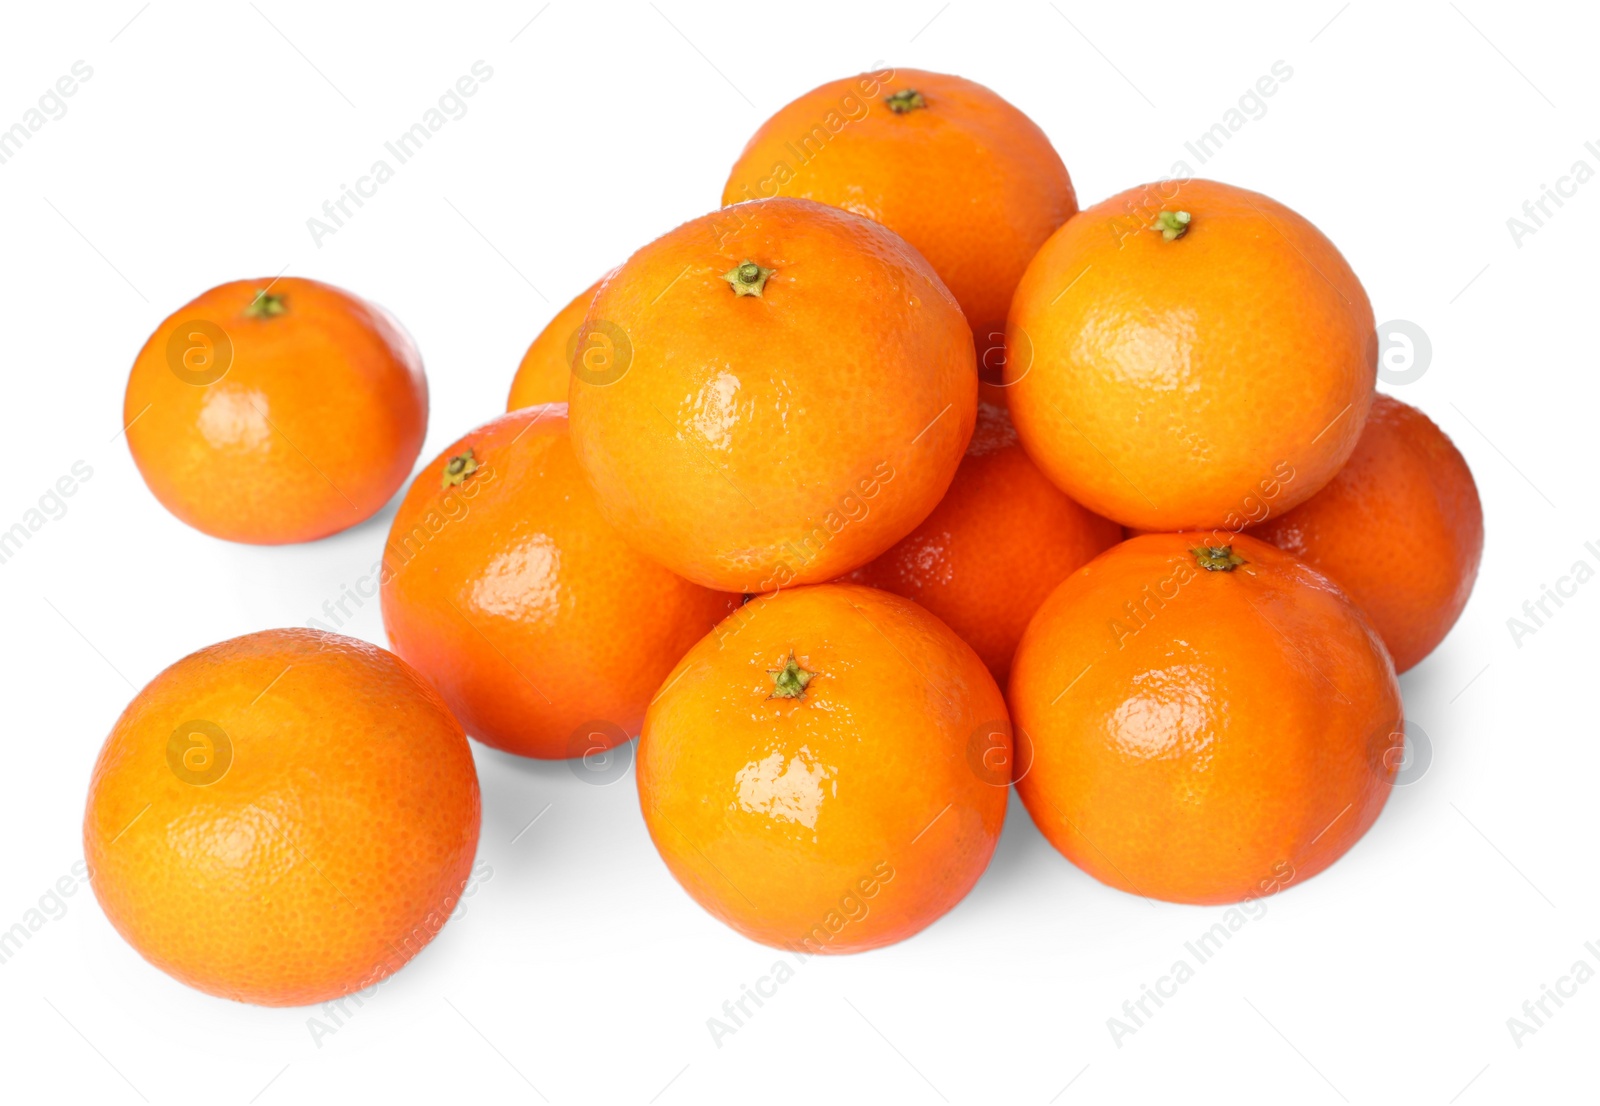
[91,66,1482,1004]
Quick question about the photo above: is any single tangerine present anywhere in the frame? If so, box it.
[844,401,1121,683]
[723,68,1076,346]
[380,404,738,758]
[1252,394,1483,672]
[1009,533,1402,905]
[83,628,480,1006]
[125,277,428,544]
[638,584,1010,952]
[1007,179,1377,531]
[568,197,976,593]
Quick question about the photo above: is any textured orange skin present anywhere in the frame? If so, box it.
[1253,394,1483,673]
[569,197,976,592]
[1009,533,1402,905]
[844,402,1120,684]
[1007,179,1377,532]
[638,584,1009,953]
[125,278,428,544]
[83,629,480,1007]
[723,68,1076,337]
[381,405,738,758]
[506,280,602,411]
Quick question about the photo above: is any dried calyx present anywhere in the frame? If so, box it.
[441,450,480,489]
[244,290,286,318]
[1192,545,1247,572]
[884,89,927,113]
[722,260,775,298]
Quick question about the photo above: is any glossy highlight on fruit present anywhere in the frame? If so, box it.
[125,277,428,544]
[568,197,977,593]
[638,584,1009,952]
[1009,533,1402,905]
[1253,394,1483,672]
[1007,179,1377,532]
[83,628,480,1006]
[380,404,738,758]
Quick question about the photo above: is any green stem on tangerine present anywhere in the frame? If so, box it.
[1151,210,1192,241]
[244,289,287,318]
[884,89,926,113]
[722,259,775,298]
[441,449,480,490]
[1192,544,1247,572]
[769,651,815,699]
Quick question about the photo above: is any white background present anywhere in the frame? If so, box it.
[0,2,1593,1102]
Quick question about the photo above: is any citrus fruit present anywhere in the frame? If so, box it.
[844,401,1121,683]
[380,404,738,759]
[125,277,428,544]
[1252,394,1483,673]
[1009,533,1401,905]
[722,68,1075,346]
[1006,178,1377,532]
[568,197,976,593]
[83,628,480,1006]
[638,584,1009,952]
[506,279,602,411]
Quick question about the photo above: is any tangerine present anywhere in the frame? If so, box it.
[568,197,976,592]
[1006,179,1376,531]
[1253,394,1483,672]
[125,277,427,544]
[1009,533,1401,905]
[723,68,1075,345]
[844,401,1120,683]
[638,584,1008,952]
[380,404,737,758]
[83,628,479,1006]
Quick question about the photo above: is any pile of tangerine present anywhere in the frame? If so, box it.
[87,69,1482,1005]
